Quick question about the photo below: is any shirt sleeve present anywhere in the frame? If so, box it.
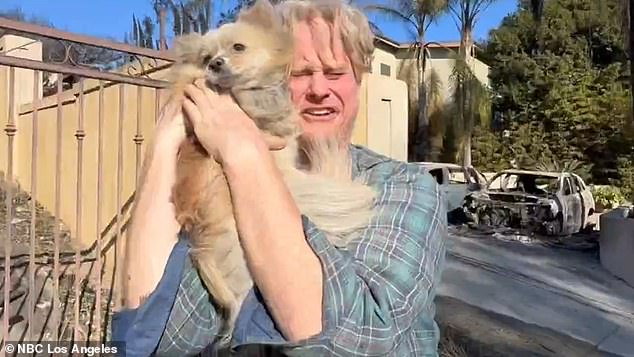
[279,163,448,356]
[110,231,213,357]
[154,248,221,355]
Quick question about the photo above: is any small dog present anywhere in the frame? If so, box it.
[166,0,376,343]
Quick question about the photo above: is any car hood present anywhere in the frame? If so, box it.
[469,191,554,205]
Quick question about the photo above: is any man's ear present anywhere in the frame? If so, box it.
[171,32,205,64]
[237,0,280,29]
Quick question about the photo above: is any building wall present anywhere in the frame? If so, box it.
[418,57,490,102]
[370,47,399,79]
[353,47,409,162]
[0,35,44,183]
[392,45,490,98]
[354,72,408,161]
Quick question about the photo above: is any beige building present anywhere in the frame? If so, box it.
[368,35,491,160]
[371,34,490,98]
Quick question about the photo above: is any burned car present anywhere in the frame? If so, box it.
[462,169,595,235]
[418,162,488,221]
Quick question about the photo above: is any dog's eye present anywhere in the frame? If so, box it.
[202,55,213,65]
[232,43,246,52]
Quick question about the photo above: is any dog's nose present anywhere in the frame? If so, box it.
[209,57,225,72]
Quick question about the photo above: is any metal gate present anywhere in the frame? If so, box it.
[0,17,175,354]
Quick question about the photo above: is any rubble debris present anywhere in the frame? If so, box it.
[0,182,114,343]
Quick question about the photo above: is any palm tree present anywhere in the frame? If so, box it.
[528,0,544,22]
[363,0,449,161]
[145,0,216,49]
[444,53,492,164]
[153,0,170,50]
[447,0,496,165]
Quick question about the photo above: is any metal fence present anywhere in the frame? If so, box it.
[0,17,175,354]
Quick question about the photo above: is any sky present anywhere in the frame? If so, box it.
[0,0,519,45]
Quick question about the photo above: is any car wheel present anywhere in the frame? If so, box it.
[543,213,564,236]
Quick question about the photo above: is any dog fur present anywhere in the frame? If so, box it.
[166,0,377,344]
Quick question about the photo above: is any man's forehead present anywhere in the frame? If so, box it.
[292,16,351,71]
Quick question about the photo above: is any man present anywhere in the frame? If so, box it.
[112,0,447,356]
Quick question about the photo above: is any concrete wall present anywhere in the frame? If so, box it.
[396,56,490,106]
[362,74,408,161]
[338,47,410,160]
[599,208,634,287]
[370,47,399,79]
[0,35,44,182]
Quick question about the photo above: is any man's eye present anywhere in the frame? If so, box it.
[325,72,344,79]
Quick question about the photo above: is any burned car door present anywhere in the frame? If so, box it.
[466,166,488,190]
[572,175,594,229]
[446,167,471,212]
[561,176,583,234]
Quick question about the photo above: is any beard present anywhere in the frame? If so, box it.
[296,128,353,180]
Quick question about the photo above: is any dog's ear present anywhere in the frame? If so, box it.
[237,0,280,29]
[172,32,205,64]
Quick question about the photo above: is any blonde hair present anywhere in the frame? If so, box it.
[274,0,375,81]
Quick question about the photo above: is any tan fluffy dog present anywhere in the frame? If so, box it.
[166,0,376,343]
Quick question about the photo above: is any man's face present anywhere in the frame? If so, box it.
[288,16,360,142]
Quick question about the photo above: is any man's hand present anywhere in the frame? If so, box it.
[181,81,287,165]
[152,96,188,155]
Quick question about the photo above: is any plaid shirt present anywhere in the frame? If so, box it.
[111,145,447,357]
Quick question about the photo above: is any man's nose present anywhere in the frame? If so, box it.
[307,72,330,101]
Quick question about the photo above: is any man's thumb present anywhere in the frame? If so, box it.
[264,134,287,151]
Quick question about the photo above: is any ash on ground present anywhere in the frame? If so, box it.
[450,223,600,252]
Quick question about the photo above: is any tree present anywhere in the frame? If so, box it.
[363,0,449,161]
[447,0,497,166]
[217,0,283,25]
[127,14,157,49]
[477,0,633,190]
[528,0,633,125]
[126,0,215,50]
[169,0,214,35]
[154,0,170,50]
[624,0,634,124]
[442,53,492,164]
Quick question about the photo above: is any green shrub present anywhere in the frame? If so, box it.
[616,158,634,203]
[592,185,626,209]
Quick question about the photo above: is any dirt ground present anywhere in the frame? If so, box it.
[436,295,619,357]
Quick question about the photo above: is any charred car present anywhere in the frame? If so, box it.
[462,169,595,235]
[418,162,488,221]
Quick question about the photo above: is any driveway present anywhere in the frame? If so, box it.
[438,227,634,357]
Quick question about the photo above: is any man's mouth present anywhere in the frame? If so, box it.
[302,107,338,121]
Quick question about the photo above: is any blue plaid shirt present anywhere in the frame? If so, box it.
[112,145,447,356]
